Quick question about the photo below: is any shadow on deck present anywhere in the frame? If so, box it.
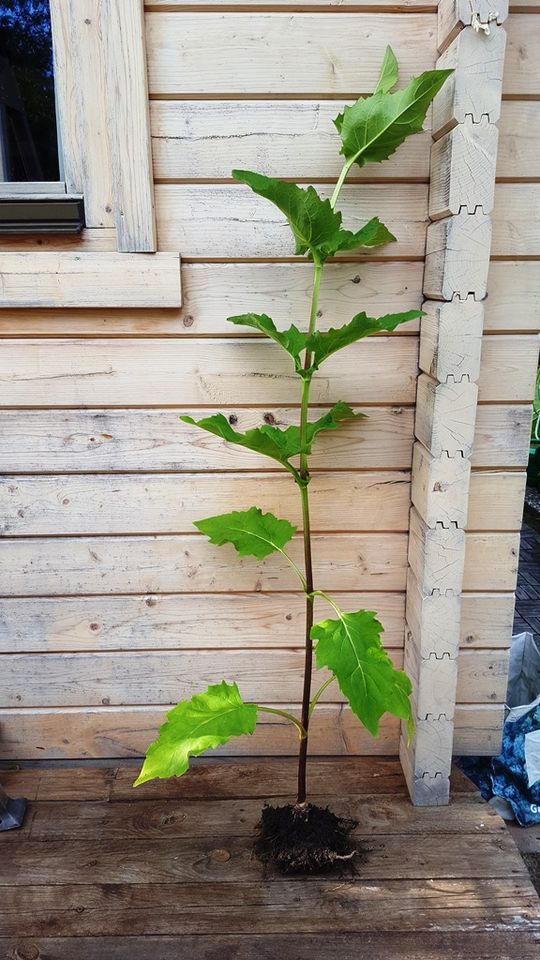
[0,758,539,959]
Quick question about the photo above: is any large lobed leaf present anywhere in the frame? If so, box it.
[134,681,257,786]
[313,609,414,737]
[181,403,365,471]
[307,309,423,369]
[232,170,394,262]
[227,312,307,373]
[194,506,296,560]
[334,57,453,170]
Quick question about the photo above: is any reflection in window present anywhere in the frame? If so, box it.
[0,0,60,182]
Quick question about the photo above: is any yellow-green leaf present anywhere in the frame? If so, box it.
[195,506,296,560]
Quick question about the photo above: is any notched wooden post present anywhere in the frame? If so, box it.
[400,3,508,805]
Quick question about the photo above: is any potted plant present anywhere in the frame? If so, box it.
[134,48,451,873]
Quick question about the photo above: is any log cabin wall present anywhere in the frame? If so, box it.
[0,1,537,767]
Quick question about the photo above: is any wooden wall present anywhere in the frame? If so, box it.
[0,2,538,762]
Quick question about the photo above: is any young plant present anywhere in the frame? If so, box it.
[135,49,451,865]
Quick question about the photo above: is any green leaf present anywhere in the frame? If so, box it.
[313,609,414,738]
[133,681,257,786]
[194,506,296,561]
[180,413,304,472]
[305,402,367,447]
[181,404,365,471]
[321,216,396,258]
[227,312,307,372]
[232,170,394,261]
[307,309,423,369]
[334,67,452,170]
[374,45,399,95]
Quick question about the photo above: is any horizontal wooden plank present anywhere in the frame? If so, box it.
[468,471,526,530]
[0,532,517,595]
[0,337,418,406]
[0,261,536,337]
[146,1,437,7]
[504,15,540,96]
[472,404,532,468]
[0,261,423,337]
[0,470,524,537]
[460,593,515,649]
[0,648,506,707]
[0,228,117,253]
[0,471,411,535]
[0,406,415,471]
[0,592,513,655]
[7,793,502,844]
[498,101,540,181]
[150,100,431,180]
[1,335,534,407]
[0,759,477,801]
[485,261,540,332]
[4,833,523,885]
[0,253,181,308]
[0,406,529,473]
[493,183,540,256]
[0,877,536,936]
[145,13,437,95]
[0,532,408,594]
[0,592,405,653]
[3,933,540,960]
[0,703,505,761]
[155,183,428,258]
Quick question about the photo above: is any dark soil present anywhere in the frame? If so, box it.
[253,801,359,874]
[522,852,540,896]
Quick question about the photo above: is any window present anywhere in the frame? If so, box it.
[0,0,60,183]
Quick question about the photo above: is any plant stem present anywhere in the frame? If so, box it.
[308,675,336,719]
[295,160,352,804]
[295,257,322,805]
[256,706,307,740]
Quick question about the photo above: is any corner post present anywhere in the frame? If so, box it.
[400,0,508,805]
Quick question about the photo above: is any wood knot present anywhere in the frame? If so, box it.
[210,848,231,863]
[183,314,195,328]
[263,412,276,425]
[228,414,238,426]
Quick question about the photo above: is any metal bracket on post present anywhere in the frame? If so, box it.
[0,783,27,831]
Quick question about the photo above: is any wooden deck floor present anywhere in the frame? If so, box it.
[1,758,539,959]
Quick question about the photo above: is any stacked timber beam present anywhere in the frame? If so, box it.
[400,0,509,806]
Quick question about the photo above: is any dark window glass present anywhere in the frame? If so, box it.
[0,0,60,182]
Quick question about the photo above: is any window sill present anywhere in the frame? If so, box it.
[0,195,85,235]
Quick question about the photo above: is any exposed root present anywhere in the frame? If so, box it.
[253,801,358,875]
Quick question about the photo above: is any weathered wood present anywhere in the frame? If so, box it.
[399,722,454,804]
[0,337,418,406]
[0,469,521,538]
[498,102,540,181]
[411,443,471,529]
[493,183,540,257]
[0,253,181,308]
[0,229,117,252]
[147,1,438,7]
[150,100,431,180]
[0,647,506,707]
[0,591,513,654]
[0,703,504,760]
[0,261,423,336]
[5,794,503,843]
[0,531,518,595]
[155,183,428,259]
[504,14,540,96]
[424,210,492,301]
[438,0,508,52]
[0,335,532,406]
[433,26,506,136]
[49,1,114,228]
[0,878,537,936]
[2,834,525,885]
[4,932,540,960]
[102,0,157,251]
[3,260,537,336]
[145,13,437,95]
[420,299,483,382]
[0,406,416,472]
[429,118,498,219]
[415,375,478,458]
[0,471,411,536]
[0,405,530,472]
